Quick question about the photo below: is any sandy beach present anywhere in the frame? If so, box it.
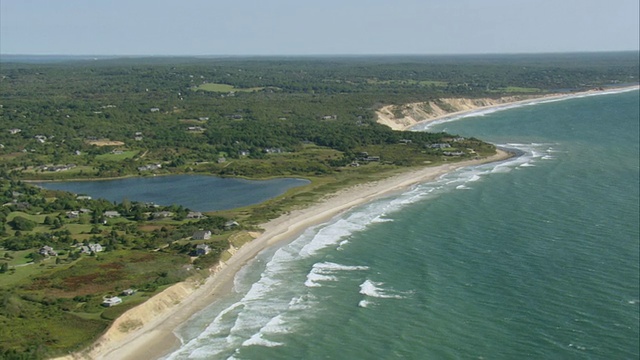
[376,85,640,131]
[56,85,638,360]
[57,150,509,360]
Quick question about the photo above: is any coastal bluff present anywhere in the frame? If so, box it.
[376,96,534,130]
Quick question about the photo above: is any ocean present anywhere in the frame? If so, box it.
[163,89,639,360]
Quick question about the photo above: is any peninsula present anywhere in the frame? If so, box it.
[0,53,637,359]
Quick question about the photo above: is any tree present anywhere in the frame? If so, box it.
[0,262,8,273]
[9,216,36,231]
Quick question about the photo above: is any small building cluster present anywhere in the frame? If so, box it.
[137,164,162,172]
[80,243,103,254]
[36,164,77,172]
[186,211,204,219]
[429,143,452,149]
[39,246,58,257]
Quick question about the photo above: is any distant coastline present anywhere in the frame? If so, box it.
[52,85,639,360]
[376,85,640,131]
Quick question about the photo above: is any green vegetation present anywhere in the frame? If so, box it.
[0,52,637,357]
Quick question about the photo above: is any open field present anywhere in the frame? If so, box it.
[95,151,140,161]
[193,83,264,92]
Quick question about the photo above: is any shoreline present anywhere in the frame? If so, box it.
[56,150,512,360]
[54,85,639,360]
[377,85,640,131]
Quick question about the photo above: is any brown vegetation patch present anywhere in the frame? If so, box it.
[129,253,156,263]
[138,224,165,232]
[85,139,125,146]
[98,262,125,270]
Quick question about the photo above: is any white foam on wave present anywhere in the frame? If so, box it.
[242,333,283,348]
[359,280,406,299]
[305,262,369,287]
[456,185,471,190]
[167,141,571,359]
[337,239,349,250]
[296,200,403,258]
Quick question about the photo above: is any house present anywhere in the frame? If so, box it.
[138,164,162,172]
[217,157,226,163]
[192,230,212,240]
[150,107,160,112]
[321,115,337,120]
[429,143,452,149]
[152,211,173,219]
[39,246,57,257]
[102,296,122,307]
[443,151,465,156]
[238,150,250,156]
[45,164,76,172]
[187,126,205,132]
[194,244,211,256]
[399,139,412,144]
[121,288,136,296]
[8,128,21,135]
[77,195,92,200]
[224,220,239,230]
[187,211,204,219]
[81,243,104,254]
[103,211,120,218]
[67,211,79,219]
[357,153,380,162]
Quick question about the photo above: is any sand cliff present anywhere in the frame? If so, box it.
[376,96,534,130]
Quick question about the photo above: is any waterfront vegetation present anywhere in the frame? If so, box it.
[0,52,637,358]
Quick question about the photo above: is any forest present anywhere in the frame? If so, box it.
[0,52,638,358]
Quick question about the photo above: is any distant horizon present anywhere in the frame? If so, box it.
[2,50,638,58]
[2,0,638,56]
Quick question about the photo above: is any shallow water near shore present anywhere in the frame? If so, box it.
[164,89,639,359]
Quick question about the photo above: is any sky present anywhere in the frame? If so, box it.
[1,0,639,56]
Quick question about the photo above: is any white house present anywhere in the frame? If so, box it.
[192,230,212,240]
[102,296,122,307]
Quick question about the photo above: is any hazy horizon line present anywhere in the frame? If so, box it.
[1,49,638,58]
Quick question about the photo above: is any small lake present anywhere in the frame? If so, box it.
[35,175,310,212]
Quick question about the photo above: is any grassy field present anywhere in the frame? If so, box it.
[193,83,264,93]
[95,150,140,161]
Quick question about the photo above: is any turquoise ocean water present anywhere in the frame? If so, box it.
[163,89,639,360]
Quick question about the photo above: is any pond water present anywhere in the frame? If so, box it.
[35,175,310,211]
